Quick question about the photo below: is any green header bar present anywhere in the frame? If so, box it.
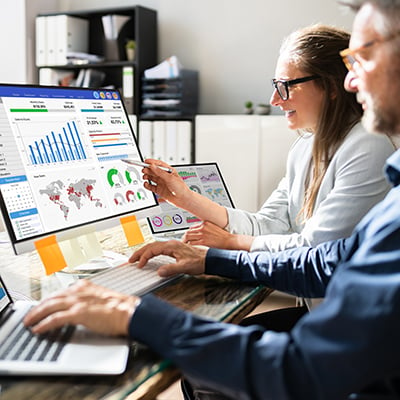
[10,108,49,112]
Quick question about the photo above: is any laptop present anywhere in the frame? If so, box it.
[148,162,235,240]
[0,273,129,375]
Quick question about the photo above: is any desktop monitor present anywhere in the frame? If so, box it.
[0,84,160,255]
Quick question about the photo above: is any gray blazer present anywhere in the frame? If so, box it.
[226,123,395,252]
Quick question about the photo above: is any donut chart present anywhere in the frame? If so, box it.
[151,216,163,227]
[107,168,124,187]
[151,213,184,229]
[126,190,136,202]
[125,167,140,185]
[107,166,141,188]
[189,184,201,194]
[114,193,125,205]
[172,213,183,224]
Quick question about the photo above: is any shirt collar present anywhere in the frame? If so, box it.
[385,149,400,187]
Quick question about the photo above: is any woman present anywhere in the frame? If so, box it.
[141,24,395,254]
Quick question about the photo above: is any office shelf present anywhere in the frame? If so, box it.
[35,5,157,117]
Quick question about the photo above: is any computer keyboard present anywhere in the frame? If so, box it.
[86,254,177,296]
[0,307,74,362]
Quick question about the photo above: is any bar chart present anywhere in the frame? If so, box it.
[27,120,87,165]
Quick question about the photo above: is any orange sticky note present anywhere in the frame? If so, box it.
[120,215,145,246]
[34,235,67,275]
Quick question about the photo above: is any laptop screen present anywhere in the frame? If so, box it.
[148,163,235,235]
[0,276,11,313]
[0,84,160,255]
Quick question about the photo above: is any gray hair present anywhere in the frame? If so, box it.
[340,0,400,9]
[340,0,400,36]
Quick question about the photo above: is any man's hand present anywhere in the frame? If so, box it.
[24,280,139,336]
[129,240,207,277]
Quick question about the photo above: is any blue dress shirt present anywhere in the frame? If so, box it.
[130,150,400,400]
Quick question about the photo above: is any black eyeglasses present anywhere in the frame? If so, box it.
[271,75,321,101]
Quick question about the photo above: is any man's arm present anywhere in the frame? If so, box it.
[204,235,352,298]
[131,237,400,400]
[131,195,400,400]
[131,235,352,299]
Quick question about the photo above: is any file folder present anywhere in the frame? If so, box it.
[36,14,89,67]
[138,120,153,160]
[177,121,192,164]
[152,120,166,160]
[55,15,89,65]
[35,16,48,66]
[165,120,178,164]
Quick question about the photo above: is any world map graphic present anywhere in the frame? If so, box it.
[39,178,103,219]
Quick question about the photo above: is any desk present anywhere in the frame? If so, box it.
[0,225,271,400]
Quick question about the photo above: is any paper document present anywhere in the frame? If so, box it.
[67,52,104,63]
[144,56,182,79]
[102,15,130,40]
[143,99,180,106]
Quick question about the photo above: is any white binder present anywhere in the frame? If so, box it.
[38,14,89,66]
[35,16,48,66]
[46,15,58,66]
[165,120,178,164]
[55,15,89,65]
[177,121,192,164]
[152,121,166,160]
[138,120,153,160]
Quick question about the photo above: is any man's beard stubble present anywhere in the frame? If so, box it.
[361,95,400,137]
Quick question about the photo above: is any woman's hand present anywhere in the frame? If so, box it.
[183,221,254,251]
[141,159,192,208]
[141,159,229,229]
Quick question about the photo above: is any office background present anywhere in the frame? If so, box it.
[1,0,353,114]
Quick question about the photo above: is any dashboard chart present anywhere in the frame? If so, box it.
[18,120,88,165]
[0,86,156,246]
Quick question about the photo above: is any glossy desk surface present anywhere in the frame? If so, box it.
[0,224,271,400]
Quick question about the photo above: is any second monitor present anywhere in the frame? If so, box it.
[148,162,235,240]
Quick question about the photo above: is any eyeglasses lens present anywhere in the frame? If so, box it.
[346,54,356,71]
[276,81,288,100]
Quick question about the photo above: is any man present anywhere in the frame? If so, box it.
[25,1,400,399]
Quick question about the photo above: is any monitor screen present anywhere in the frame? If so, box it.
[148,163,235,235]
[0,84,159,255]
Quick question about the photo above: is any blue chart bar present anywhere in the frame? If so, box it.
[28,121,87,164]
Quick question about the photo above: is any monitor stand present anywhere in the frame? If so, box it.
[59,232,128,275]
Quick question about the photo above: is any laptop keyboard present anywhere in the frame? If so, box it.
[87,255,176,295]
[0,256,175,363]
[0,308,74,362]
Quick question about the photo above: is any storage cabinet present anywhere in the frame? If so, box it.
[35,6,157,117]
[195,115,296,212]
[138,116,196,164]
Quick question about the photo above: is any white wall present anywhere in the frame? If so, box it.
[0,0,355,114]
[0,1,27,83]
[0,0,58,84]
[58,0,355,114]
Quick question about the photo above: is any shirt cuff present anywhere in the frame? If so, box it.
[205,248,242,279]
[129,294,185,347]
